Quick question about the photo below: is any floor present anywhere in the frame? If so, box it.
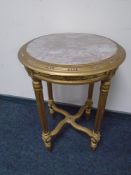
[0,95,131,175]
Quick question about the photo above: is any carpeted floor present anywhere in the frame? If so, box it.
[0,95,131,175]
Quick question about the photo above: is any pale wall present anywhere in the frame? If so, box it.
[0,0,131,113]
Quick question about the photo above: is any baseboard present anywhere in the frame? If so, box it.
[0,94,131,117]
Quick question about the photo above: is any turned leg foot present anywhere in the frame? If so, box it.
[90,137,98,150]
[42,132,52,151]
[90,131,101,150]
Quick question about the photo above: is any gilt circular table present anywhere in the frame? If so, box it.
[18,33,125,151]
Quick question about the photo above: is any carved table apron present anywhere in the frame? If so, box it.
[18,33,125,151]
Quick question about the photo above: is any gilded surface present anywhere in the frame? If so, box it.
[18,33,126,151]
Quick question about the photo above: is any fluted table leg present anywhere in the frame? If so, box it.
[32,79,51,150]
[90,80,111,150]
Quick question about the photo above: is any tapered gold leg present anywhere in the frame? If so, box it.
[85,83,94,118]
[90,80,111,150]
[32,79,52,150]
[47,82,55,117]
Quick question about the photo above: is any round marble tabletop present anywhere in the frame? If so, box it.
[18,33,125,83]
[26,33,117,65]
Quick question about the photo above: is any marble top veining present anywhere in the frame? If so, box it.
[26,33,117,65]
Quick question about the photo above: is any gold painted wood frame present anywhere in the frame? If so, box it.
[18,38,125,151]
